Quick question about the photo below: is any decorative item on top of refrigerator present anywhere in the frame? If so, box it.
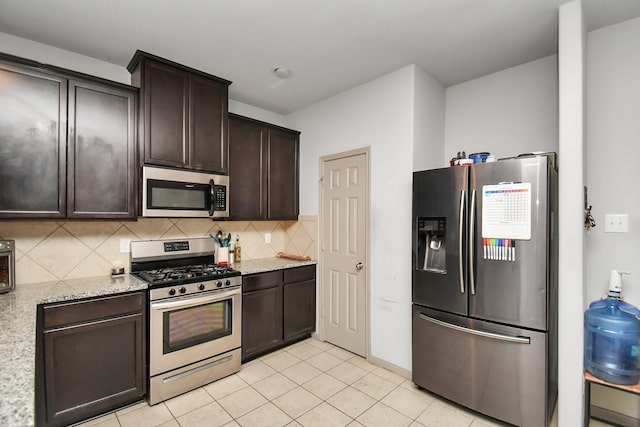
[584,270,640,385]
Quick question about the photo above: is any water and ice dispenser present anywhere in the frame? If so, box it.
[417,218,446,273]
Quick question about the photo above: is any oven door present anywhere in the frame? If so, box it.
[149,287,241,376]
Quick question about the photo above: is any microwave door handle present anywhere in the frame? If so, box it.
[209,179,215,216]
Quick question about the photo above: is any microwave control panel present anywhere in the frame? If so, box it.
[213,186,227,210]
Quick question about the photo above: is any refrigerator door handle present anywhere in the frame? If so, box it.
[418,314,531,344]
[469,189,476,295]
[458,189,466,294]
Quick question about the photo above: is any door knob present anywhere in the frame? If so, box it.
[356,262,364,271]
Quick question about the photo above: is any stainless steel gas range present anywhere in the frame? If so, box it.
[130,237,242,405]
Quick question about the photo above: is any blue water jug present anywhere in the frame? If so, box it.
[584,297,640,385]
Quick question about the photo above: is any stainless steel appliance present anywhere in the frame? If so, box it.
[412,155,558,427]
[130,237,241,405]
[142,166,229,218]
[0,240,15,293]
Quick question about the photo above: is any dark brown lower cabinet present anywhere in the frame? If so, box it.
[242,285,283,361]
[242,266,316,362]
[35,292,146,427]
[284,279,316,342]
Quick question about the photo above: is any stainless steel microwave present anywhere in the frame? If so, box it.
[142,166,229,218]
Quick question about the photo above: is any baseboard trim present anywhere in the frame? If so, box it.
[310,334,412,379]
[367,354,411,380]
[591,404,640,427]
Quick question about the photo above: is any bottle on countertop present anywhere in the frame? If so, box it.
[234,235,241,263]
[228,239,235,266]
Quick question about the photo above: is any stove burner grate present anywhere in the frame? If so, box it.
[137,263,239,285]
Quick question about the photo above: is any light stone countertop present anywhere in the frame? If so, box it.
[0,259,315,426]
[0,275,148,427]
[234,257,316,275]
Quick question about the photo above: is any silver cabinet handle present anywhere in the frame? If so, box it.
[458,189,465,294]
[469,189,476,295]
[419,314,530,344]
[356,262,364,271]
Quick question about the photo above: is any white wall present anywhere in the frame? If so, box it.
[558,1,586,425]
[444,55,559,164]
[586,16,640,306]
[585,15,640,419]
[413,67,446,172]
[0,32,131,84]
[288,65,444,371]
[229,100,289,128]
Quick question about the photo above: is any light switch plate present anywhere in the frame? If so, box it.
[604,214,629,233]
[120,238,131,253]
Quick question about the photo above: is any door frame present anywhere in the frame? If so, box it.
[318,147,371,359]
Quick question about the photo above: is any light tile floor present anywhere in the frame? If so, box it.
[80,338,607,427]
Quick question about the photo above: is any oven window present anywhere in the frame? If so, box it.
[0,254,8,288]
[148,179,210,210]
[163,299,232,353]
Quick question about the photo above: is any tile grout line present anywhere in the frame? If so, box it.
[84,338,489,427]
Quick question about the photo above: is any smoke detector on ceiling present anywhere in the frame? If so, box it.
[272,67,293,79]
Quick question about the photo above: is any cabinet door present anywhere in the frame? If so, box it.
[229,116,266,220]
[190,75,228,173]
[268,128,299,220]
[67,80,137,218]
[242,286,283,361]
[144,60,188,167]
[0,61,67,218]
[42,313,145,426]
[284,279,316,342]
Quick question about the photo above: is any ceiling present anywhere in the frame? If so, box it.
[1,0,639,114]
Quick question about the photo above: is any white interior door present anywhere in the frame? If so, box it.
[320,150,368,357]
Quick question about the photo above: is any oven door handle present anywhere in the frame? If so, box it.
[152,290,238,311]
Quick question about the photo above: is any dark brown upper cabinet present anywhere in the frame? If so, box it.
[0,55,137,219]
[0,60,66,218]
[128,51,231,174]
[67,80,137,218]
[229,114,300,220]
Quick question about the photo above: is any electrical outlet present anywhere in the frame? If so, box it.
[120,238,131,253]
[265,232,272,244]
[604,214,629,233]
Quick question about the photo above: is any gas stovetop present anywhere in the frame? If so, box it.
[130,237,241,289]
[137,263,239,286]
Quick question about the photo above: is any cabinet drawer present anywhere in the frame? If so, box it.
[242,270,283,293]
[284,265,315,284]
[43,292,144,329]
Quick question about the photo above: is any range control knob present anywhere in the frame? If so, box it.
[225,280,231,287]
[216,281,223,288]
[198,283,205,291]
[168,288,176,296]
[179,287,187,294]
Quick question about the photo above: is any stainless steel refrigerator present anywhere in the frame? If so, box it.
[412,155,558,427]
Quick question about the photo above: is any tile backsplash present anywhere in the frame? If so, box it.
[0,216,317,285]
